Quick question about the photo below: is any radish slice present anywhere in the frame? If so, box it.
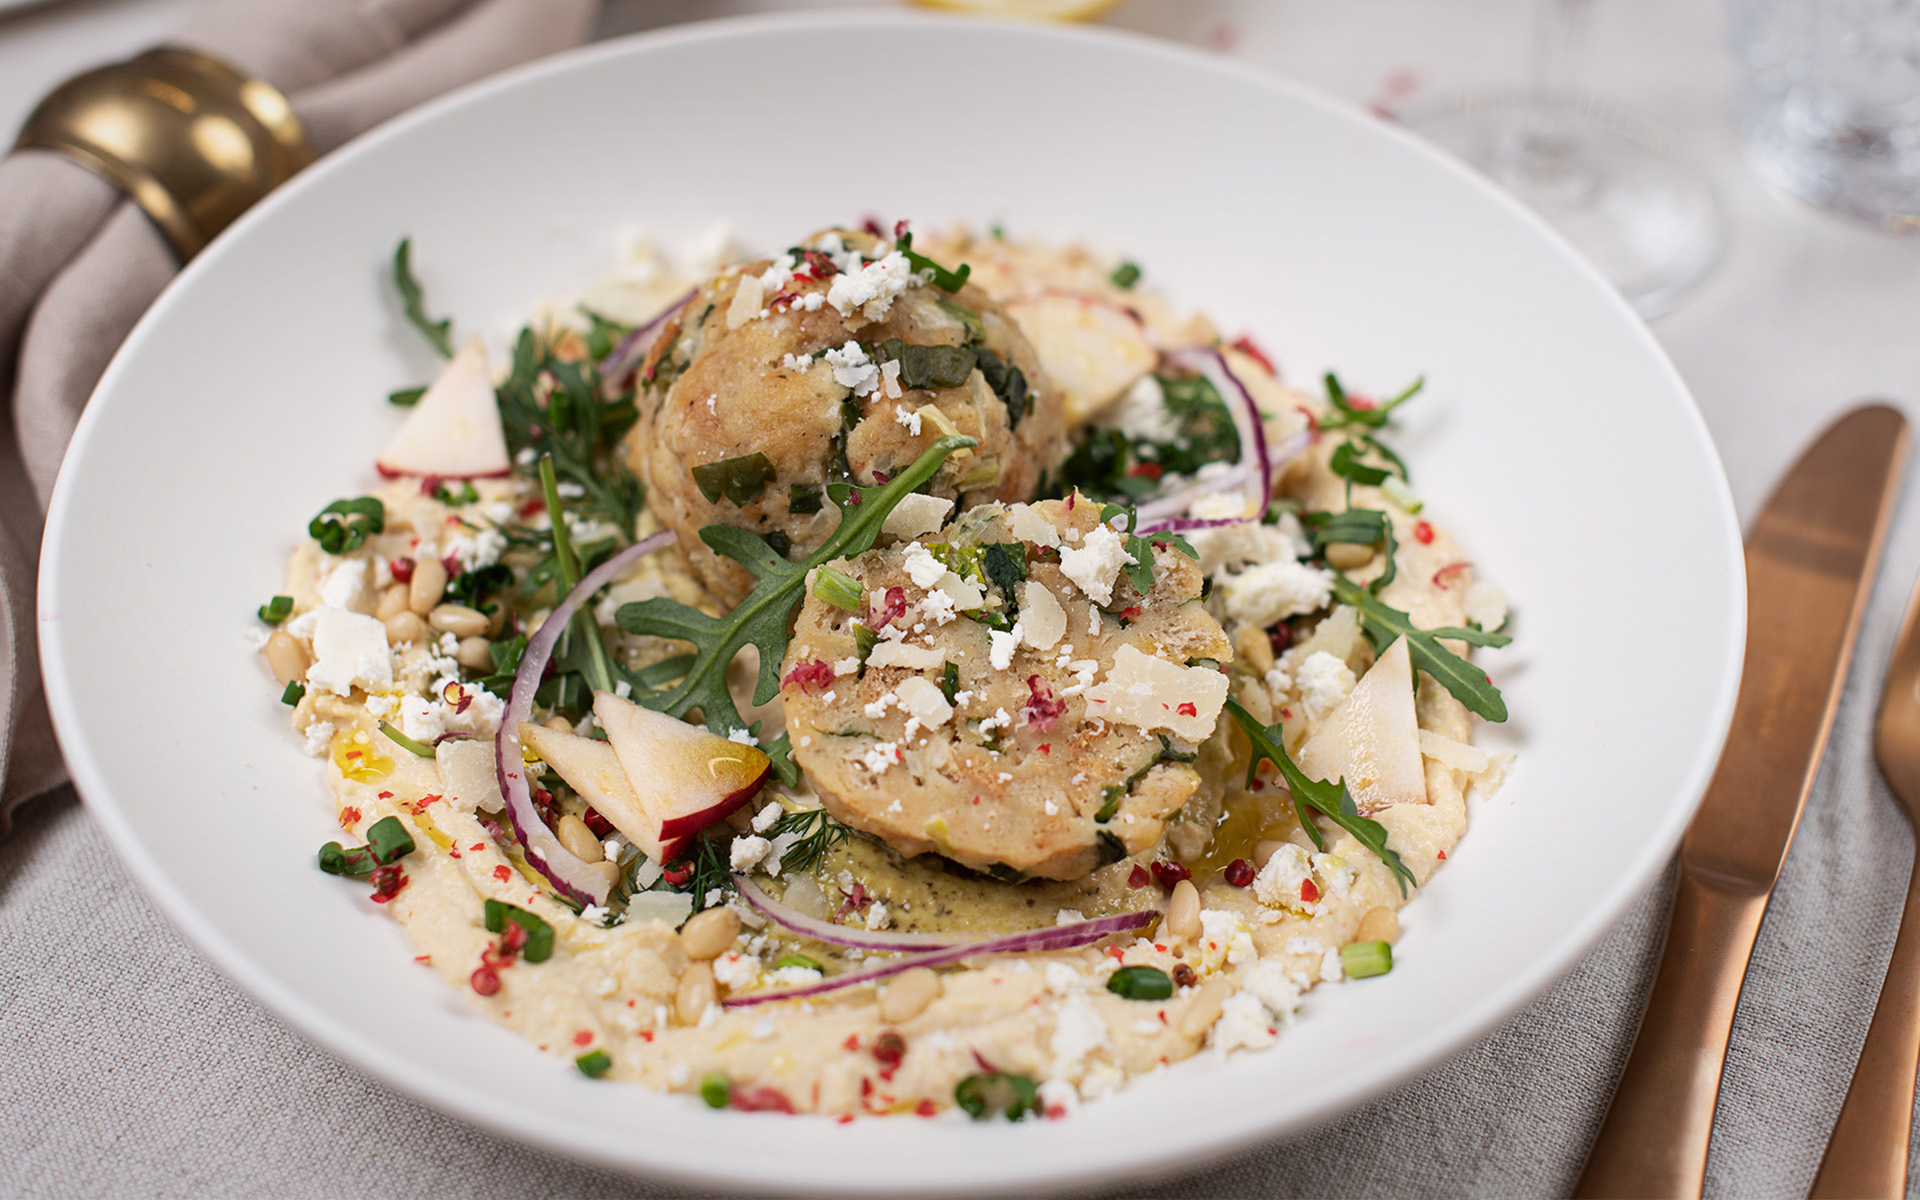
[734,875,987,953]
[598,289,696,387]
[495,531,676,906]
[721,909,1159,1008]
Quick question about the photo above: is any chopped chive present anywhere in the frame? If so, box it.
[258,595,293,623]
[1106,965,1174,1000]
[773,954,824,972]
[812,566,864,613]
[280,681,305,706]
[387,385,426,407]
[699,1071,732,1108]
[483,898,555,963]
[1109,261,1141,289]
[433,480,479,506]
[366,816,415,864]
[851,622,878,664]
[1341,940,1393,979]
[378,721,436,758]
[575,1049,613,1078]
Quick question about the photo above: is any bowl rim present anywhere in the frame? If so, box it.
[38,9,1746,1195]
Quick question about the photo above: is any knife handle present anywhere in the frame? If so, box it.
[1574,868,1770,1199]
[1809,855,1920,1199]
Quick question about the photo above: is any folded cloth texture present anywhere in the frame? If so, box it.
[0,0,600,835]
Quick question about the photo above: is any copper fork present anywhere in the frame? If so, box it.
[1811,566,1920,1198]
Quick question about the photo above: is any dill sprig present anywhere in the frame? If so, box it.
[767,808,850,874]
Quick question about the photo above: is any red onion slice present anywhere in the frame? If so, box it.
[734,875,987,953]
[1128,347,1312,524]
[721,909,1159,1008]
[495,530,676,906]
[596,288,696,387]
[1137,515,1255,536]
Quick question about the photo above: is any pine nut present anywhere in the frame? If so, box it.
[455,636,494,670]
[384,610,426,646]
[879,967,941,1023]
[1325,542,1375,570]
[1166,879,1201,946]
[429,604,489,637]
[556,814,602,862]
[487,604,508,637]
[264,632,310,685]
[680,906,741,960]
[544,716,574,732]
[1177,979,1234,1039]
[1233,625,1275,676]
[1356,906,1400,945]
[675,961,716,1024]
[375,583,410,622]
[409,557,448,613]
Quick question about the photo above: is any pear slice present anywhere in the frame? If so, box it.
[1296,635,1428,813]
[519,722,682,864]
[376,336,512,479]
[593,691,772,840]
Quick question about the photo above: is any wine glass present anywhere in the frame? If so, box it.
[1403,0,1724,318]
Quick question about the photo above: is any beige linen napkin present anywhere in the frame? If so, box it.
[0,0,600,834]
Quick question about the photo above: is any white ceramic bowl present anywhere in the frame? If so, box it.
[39,12,1743,1195]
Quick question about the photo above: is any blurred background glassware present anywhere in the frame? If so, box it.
[1404,0,1723,318]
[1730,0,1920,233]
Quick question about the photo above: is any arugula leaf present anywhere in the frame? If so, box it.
[1098,502,1198,596]
[1321,372,1423,432]
[495,328,644,534]
[540,455,620,697]
[893,230,970,292]
[388,386,425,408]
[1225,700,1416,897]
[1328,574,1510,722]
[1329,441,1392,487]
[1300,506,1399,592]
[392,238,452,357]
[788,483,824,515]
[615,436,977,783]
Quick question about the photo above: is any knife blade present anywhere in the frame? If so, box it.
[1574,404,1910,1199]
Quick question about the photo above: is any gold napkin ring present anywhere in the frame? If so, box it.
[13,46,313,261]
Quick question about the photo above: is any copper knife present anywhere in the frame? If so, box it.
[1574,404,1910,1199]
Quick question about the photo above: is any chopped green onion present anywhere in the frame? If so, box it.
[1381,476,1423,513]
[957,457,1002,490]
[773,954,824,973]
[392,237,453,357]
[575,1049,612,1078]
[279,681,305,706]
[812,566,864,613]
[366,816,416,864]
[378,721,436,758]
[258,595,293,623]
[1106,965,1174,1000]
[1341,940,1393,979]
[954,1071,1039,1121]
[893,231,970,293]
[483,899,555,963]
[1109,261,1141,289]
[699,1071,732,1109]
[851,622,878,664]
[317,842,376,877]
[1094,785,1125,823]
[387,386,425,407]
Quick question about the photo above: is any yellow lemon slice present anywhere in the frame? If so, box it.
[912,0,1122,20]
